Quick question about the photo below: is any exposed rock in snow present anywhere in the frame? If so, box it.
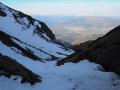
[0,31,43,62]
[0,60,120,90]
[0,53,41,85]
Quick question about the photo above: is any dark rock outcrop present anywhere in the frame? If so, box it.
[0,53,41,85]
[0,31,43,61]
[57,25,120,75]
[0,7,6,17]
[69,40,93,52]
[39,22,55,40]
[11,9,55,41]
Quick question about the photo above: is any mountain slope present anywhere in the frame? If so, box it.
[57,25,120,75]
[0,2,73,62]
[0,2,73,84]
[0,3,120,90]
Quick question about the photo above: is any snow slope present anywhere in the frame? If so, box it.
[0,3,73,61]
[0,40,120,90]
[0,60,120,90]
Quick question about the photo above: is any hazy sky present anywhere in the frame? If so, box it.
[1,0,120,16]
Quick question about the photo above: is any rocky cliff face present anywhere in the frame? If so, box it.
[57,25,120,75]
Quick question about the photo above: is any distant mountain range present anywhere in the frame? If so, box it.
[34,16,120,45]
